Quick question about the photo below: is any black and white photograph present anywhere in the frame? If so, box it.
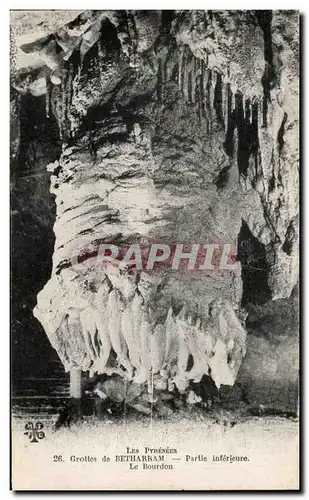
[10,8,300,490]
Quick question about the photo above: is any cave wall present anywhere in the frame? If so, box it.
[10,89,63,383]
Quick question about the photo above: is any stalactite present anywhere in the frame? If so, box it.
[178,46,184,94]
[156,58,163,103]
[182,46,192,102]
[59,69,67,138]
[68,53,82,138]
[171,57,179,85]
[251,98,260,177]
[163,57,168,89]
[45,80,51,119]
[209,70,215,112]
[66,62,74,138]
[188,69,193,105]
[232,92,261,179]
[126,12,138,67]
[195,74,201,123]
[255,11,276,129]
[262,94,268,129]
[191,55,197,105]
[63,68,71,137]
[67,63,74,109]
[235,92,246,176]
[199,59,206,122]
[222,81,229,132]
[35,265,247,393]
[227,84,233,118]
[245,98,251,123]
[224,84,236,157]
[205,69,213,134]
[214,71,224,128]
[194,57,201,120]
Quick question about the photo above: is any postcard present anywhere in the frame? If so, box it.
[10,9,300,490]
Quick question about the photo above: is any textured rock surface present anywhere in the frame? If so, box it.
[11,10,299,408]
[237,284,299,413]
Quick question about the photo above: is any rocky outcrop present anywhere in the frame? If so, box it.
[11,11,299,407]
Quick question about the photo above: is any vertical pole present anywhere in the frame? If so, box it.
[70,366,82,399]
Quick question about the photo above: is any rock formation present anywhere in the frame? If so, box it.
[11,10,299,409]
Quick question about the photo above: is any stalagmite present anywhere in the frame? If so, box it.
[70,366,82,398]
[150,324,165,373]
